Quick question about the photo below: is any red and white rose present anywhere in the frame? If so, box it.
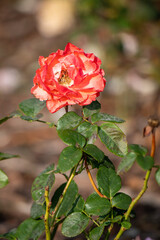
[31,43,106,113]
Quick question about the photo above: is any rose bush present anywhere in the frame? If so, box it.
[1,43,159,240]
[31,43,106,113]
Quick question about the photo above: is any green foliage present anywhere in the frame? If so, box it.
[83,100,101,117]
[112,192,132,210]
[51,183,65,210]
[0,229,17,240]
[61,212,89,237]
[57,111,82,130]
[78,121,98,140]
[121,220,131,229]
[117,151,137,173]
[56,181,78,218]
[58,146,82,172]
[0,115,13,125]
[83,144,104,163]
[0,98,48,125]
[1,94,159,240]
[31,164,55,204]
[89,225,105,240]
[98,123,128,157]
[129,144,148,156]
[30,202,45,219]
[91,112,125,124]
[155,168,160,185]
[136,155,154,170]
[19,98,46,118]
[58,129,86,147]
[0,169,9,188]
[0,152,19,161]
[85,193,111,216]
[0,111,20,125]
[16,218,45,240]
[72,195,85,212]
[118,144,154,173]
[97,167,121,199]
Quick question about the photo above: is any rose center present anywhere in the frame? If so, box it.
[58,70,72,86]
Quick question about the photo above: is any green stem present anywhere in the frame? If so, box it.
[36,119,56,127]
[114,170,151,240]
[114,131,156,240]
[50,163,79,233]
[44,186,51,240]
[82,210,100,227]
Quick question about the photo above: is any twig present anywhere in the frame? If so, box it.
[44,186,51,240]
[85,158,107,199]
[50,163,79,235]
[114,130,156,240]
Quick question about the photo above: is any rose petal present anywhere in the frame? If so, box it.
[31,85,51,101]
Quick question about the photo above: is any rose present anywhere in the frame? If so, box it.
[31,43,106,113]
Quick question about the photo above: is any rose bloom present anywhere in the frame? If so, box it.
[31,43,106,113]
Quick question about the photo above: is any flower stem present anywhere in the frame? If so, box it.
[85,158,107,199]
[51,163,78,231]
[114,131,156,240]
[44,186,51,240]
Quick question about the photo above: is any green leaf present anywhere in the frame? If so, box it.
[98,123,128,157]
[89,225,105,240]
[83,100,101,117]
[20,114,43,122]
[57,111,82,130]
[56,180,78,217]
[97,167,121,199]
[0,229,17,240]
[89,155,115,172]
[61,212,89,237]
[31,164,55,204]
[58,146,82,173]
[30,202,45,219]
[0,111,21,125]
[77,121,98,139]
[58,129,86,147]
[83,144,104,163]
[19,98,46,117]
[0,116,12,125]
[129,144,147,156]
[72,195,85,212]
[51,183,65,210]
[155,168,160,185]
[16,218,45,240]
[0,169,9,188]
[136,155,154,170]
[111,215,123,223]
[112,192,132,210]
[0,152,19,161]
[121,220,131,229]
[99,156,115,170]
[91,113,125,124]
[85,193,111,216]
[117,152,137,173]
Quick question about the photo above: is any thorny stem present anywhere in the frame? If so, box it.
[85,158,107,199]
[44,186,51,240]
[50,163,79,235]
[114,130,156,240]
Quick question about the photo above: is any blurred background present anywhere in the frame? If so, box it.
[0,0,160,239]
